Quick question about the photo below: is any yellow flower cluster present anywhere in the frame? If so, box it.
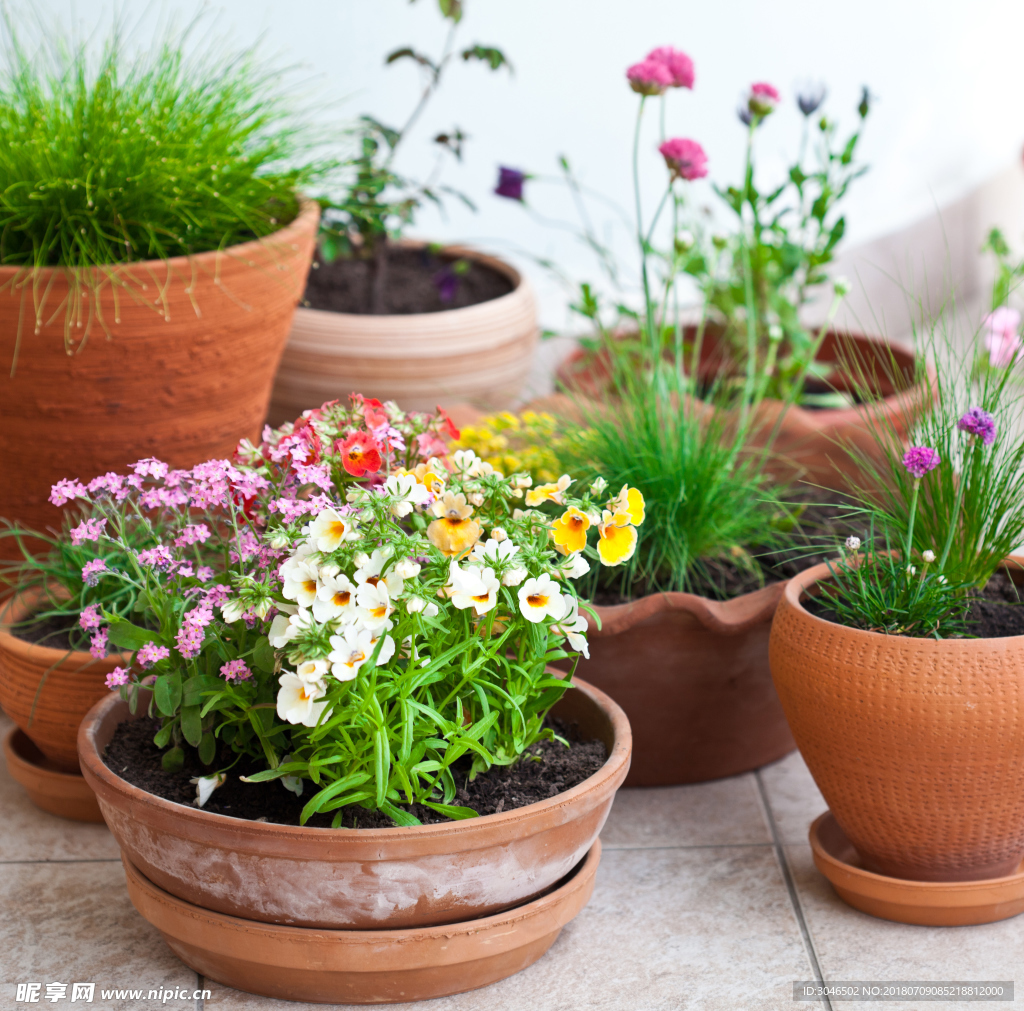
[549,483,646,567]
[451,411,566,484]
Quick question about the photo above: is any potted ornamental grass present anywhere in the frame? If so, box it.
[269,0,537,422]
[73,394,633,1002]
[0,14,326,547]
[769,324,1024,923]
[497,45,930,491]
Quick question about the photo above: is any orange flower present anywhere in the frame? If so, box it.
[550,506,591,555]
[525,474,572,507]
[427,491,482,556]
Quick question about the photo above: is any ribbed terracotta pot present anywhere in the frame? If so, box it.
[4,727,104,822]
[0,201,319,549]
[0,591,128,772]
[770,558,1024,882]
[556,584,794,787]
[267,243,537,423]
[79,677,630,929]
[557,327,932,491]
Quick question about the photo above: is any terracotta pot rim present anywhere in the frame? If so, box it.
[79,676,630,844]
[297,240,527,325]
[0,201,321,283]
[586,582,784,638]
[783,555,1024,647]
[5,725,87,784]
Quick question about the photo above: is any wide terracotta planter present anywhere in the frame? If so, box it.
[556,327,932,490]
[0,201,319,547]
[4,727,104,822]
[267,243,537,423]
[558,585,794,787]
[79,676,630,929]
[770,558,1024,882]
[122,843,600,1004]
[0,591,127,772]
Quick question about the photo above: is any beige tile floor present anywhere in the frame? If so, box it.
[3,709,1022,1011]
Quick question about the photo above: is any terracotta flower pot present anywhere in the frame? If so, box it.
[556,327,932,491]
[4,727,104,823]
[770,558,1024,882]
[79,676,630,930]
[557,585,794,787]
[121,843,600,1004]
[267,243,537,423]
[0,201,319,550]
[0,591,127,772]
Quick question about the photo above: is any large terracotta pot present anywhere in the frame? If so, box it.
[558,584,794,787]
[267,243,537,423]
[79,677,630,930]
[556,327,932,490]
[0,591,127,772]
[0,202,319,547]
[769,559,1024,882]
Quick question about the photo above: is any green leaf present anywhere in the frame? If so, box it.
[153,722,173,749]
[422,801,479,820]
[252,636,276,674]
[183,674,223,707]
[381,800,422,826]
[107,619,156,651]
[180,704,203,748]
[161,747,184,773]
[384,47,438,73]
[299,772,372,823]
[460,45,510,72]
[437,0,463,22]
[153,671,182,717]
[198,731,216,765]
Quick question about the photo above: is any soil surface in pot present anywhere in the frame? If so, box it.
[103,714,607,829]
[304,246,514,315]
[10,612,80,651]
[805,571,1024,639]
[591,483,861,606]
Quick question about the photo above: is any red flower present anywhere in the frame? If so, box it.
[435,406,461,441]
[351,393,388,429]
[337,431,382,477]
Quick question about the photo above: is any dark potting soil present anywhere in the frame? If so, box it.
[804,571,1024,639]
[12,612,81,653]
[303,245,514,316]
[103,713,607,829]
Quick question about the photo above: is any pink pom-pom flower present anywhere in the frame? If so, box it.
[747,82,780,118]
[659,138,708,181]
[902,446,941,480]
[626,58,674,96]
[646,46,694,89]
[983,307,1022,368]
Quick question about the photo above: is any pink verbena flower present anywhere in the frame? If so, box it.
[293,462,332,492]
[983,307,1022,368]
[138,545,174,569]
[89,628,108,659]
[174,561,195,579]
[268,497,318,522]
[627,58,674,96]
[902,445,941,479]
[137,642,170,668]
[196,566,215,582]
[220,659,252,682]
[646,46,694,89]
[70,517,107,546]
[204,584,232,607]
[82,558,108,586]
[659,138,708,181]
[175,623,205,659]
[957,406,996,446]
[87,472,124,496]
[79,604,102,630]
[417,431,448,459]
[174,524,211,548]
[747,82,780,118]
[105,666,130,689]
[50,479,88,507]
[132,457,169,480]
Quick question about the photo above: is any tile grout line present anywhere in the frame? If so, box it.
[601,841,776,851]
[0,857,123,865]
[754,770,833,1011]
[196,972,204,1011]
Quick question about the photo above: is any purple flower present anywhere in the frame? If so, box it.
[494,166,526,202]
[433,267,459,303]
[902,445,941,479]
[797,81,827,116]
[957,407,996,446]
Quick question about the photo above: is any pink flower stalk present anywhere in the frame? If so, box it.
[220,659,252,682]
[79,604,102,630]
[646,46,694,89]
[105,666,130,689]
[89,628,108,659]
[174,561,195,579]
[983,307,1022,368]
[957,406,997,446]
[418,431,449,459]
[174,524,211,548]
[204,585,232,607]
[81,558,108,586]
[70,517,107,546]
[87,472,124,496]
[627,58,674,96]
[902,445,941,479]
[131,457,169,480]
[659,138,708,181]
[138,545,174,569]
[747,82,780,118]
[137,642,171,668]
[49,478,88,507]
[196,566,215,582]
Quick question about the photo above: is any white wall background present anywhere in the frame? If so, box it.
[26,0,1024,333]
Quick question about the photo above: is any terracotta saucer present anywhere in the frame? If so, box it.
[122,841,601,1004]
[810,812,1024,926]
[3,727,104,823]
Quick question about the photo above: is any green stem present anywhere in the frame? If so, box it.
[936,440,972,572]
[632,96,656,357]
[905,479,921,561]
[737,119,759,436]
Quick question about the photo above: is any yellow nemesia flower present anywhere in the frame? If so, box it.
[525,474,572,507]
[550,506,591,555]
[427,492,482,556]
[614,486,646,526]
[597,511,638,566]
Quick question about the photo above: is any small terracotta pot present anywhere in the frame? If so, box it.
[122,843,600,1004]
[4,727,104,823]
[0,592,126,771]
[770,558,1024,882]
[79,677,629,929]
[0,202,319,553]
[556,327,932,491]
[267,243,537,422]
[556,585,794,786]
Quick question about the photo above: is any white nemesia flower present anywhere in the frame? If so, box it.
[328,625,395,680]
[354,547,394,585]
[355,580,393,629]
[269,529,291,550]
[295,659,330,684]
[313,571,357,624]
[220,598,247,623]
[276,672,329,727]
[406,595,440,617]
[491,526,508,542]
[282,557,320,607]
[448,562,500,615]
[513,474,533,489]
[555,552,591,580]
[269,606,315,651]
[308,508,353,552]
[517,574,568,623]
[589,477,608,496]
[280,754,303,797]
[468,492,485,506]
[471,538,526,585]
[844,536,861,552]
[384,473,430,518]
[190,773,226,808]
[552,598,590,658]
[922,550,936,564]
[392,557,422,580]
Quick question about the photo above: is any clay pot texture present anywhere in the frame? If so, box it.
[79,676,630,930]
[4,727,104,822]
[122,843,600,1004]
[0,202,319,547]
[556,584,794,787]
[0,592,127,772]
[770,559,1024,882]
[267,243,537,423]
[556,327,931,491]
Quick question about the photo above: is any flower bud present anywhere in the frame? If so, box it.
[844,535,861,552]
[834,275,850,297]
[922,550,936,564]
